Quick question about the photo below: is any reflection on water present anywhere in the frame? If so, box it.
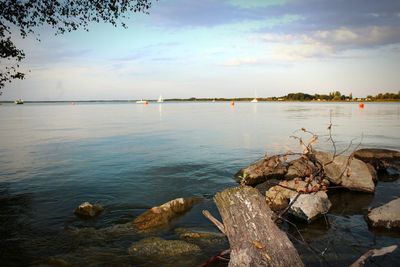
[0,102,399,266]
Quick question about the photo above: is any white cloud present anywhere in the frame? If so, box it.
[258,26,400,61]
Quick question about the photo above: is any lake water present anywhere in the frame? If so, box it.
[0,102,399,266]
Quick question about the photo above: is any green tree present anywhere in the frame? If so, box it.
[0,0,153,90]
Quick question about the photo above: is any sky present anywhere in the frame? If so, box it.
[3,0,400,100]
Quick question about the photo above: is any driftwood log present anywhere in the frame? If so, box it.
[214,186,304,267]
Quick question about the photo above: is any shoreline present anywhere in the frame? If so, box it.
[0,99,399,103]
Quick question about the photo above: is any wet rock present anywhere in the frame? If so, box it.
[132,197,202,231]
[285,156,317,180]
[235,155,288,186]
[315,151,375,193]
[354,148,400,168]
[128,237,201,258]
[265,179,318,211]
[354,148,400,181]
[289,191,331,222]
[175,228,226,247]
[74,202,104,219]
[367,198,400,230]
[68,222,136,244]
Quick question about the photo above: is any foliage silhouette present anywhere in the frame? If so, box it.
[0,0,154,90]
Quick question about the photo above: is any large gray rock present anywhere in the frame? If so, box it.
[354,148,400,181]
[128,237,201,258]
[367,198,400,230]
[74,202,104,219]
[289,191,331,222]
[132,197,202,232]
[315,151,375,193]
[235,155,288,186]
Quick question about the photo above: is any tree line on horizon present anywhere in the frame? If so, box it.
[281,91,400,101]
[168,91,400,102]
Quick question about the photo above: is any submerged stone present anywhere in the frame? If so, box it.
[128,237,201,258]
[132,197,202,231]
[367,198,400,231]
[74,202,104,219]
[175,228,226,247]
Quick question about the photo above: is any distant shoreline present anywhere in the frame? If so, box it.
[0,99,399,103]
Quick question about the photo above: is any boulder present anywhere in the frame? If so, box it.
[128,237,201,258]
[367,198,400,230]
[315,151,375,193]
[285,156,317,180]
[265,179,319,211]
[74,202,104,219]
[132,197,202,231]
[235,155,288,186]
[289,191,331,222]
[354,148,400,181]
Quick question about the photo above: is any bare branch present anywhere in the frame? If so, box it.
[202,210,226,235]
[350,245,397,267]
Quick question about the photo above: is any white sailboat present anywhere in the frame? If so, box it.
[251,90,258,103]
[157,95,164,103]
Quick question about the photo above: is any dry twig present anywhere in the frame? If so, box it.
[350,245,397,267]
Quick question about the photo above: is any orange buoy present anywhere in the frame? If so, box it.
[359,103,364,109]
[230,101,235,106]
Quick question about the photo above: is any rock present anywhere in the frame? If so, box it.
[235,155,288,186]
[315,151,375,193]
[354,148,400,181]
[289,191,331,222]
[132,197,202,231]
[354,148,400,167]
[74,202,104,219]
[265,179,319,211]
[175,228,224,240]
[68,222,136,243]
[367,198,400,230]
[128,237,201,258]
[285,157,317,180]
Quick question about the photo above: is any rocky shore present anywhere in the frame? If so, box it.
[37,147,399,267]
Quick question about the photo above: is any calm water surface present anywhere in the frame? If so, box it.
[0,102,399,266]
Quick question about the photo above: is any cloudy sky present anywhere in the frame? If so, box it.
[4,0,400,100]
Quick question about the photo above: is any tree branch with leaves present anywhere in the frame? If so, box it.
[0,0,154,90]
